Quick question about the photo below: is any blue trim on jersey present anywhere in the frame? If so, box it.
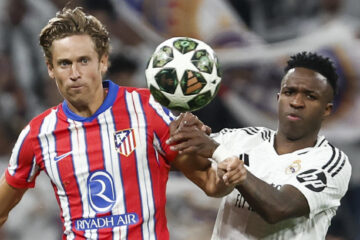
[62,80,119,122]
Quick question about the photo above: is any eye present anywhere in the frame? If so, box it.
[59,60,71,67]
[306,94,317,100]
[80,57,89,64]
[283,90,293,96]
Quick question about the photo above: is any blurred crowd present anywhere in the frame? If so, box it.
[0,0,359,239]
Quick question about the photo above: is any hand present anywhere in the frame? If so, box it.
[169,112,211,137]
[167,117,218,158]
[218,157,247,186]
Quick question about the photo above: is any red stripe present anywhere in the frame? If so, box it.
[112,89,143,239]
[54,109,85,238]
[141,93,171,240]
[83,119,113,238]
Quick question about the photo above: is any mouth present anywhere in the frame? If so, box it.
[69,85,83,90]
[286,113,302,121]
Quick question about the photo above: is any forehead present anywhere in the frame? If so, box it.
[281,67,330,93]
[50,34,97,59]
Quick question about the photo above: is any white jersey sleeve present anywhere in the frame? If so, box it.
[286,143,352,218]
[210,127,352,240]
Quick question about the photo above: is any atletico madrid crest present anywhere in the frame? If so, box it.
[114,129,136,156]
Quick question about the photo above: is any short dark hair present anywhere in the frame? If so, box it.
[39,7,110,67]
[284,51,338,95]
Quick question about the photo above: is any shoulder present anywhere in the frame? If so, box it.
[211,126,274,142]
[28,106,59,128]
[118,86,175,124]
[119,86,151,98]
[316,141,352,179]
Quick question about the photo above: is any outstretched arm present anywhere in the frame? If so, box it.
[0,174,27,227]
[168,113,310,223]
[169,113,244,197]
[172,154,244,197]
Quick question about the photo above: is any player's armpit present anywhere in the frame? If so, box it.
[0,174,27,227]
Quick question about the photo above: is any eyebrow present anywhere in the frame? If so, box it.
[282,86,320,95]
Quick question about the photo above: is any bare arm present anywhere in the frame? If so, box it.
[168,113,244,197]
[171,154,243,197]
[235,170,309,224]
[168,113,309,223]
[0,174,27,227]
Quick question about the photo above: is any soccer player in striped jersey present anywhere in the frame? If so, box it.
[0,7,244,240]
[168,52,352,239]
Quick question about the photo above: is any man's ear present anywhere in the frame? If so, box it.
[100,54,109,75]
[276,93,280,101]
[323,102,333,119]
[47,61,54,79]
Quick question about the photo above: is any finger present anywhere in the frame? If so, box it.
[217,159,230,170]
[226,157,243,172]
[168,131,200,149]
[202,125,212,135]
[169,113,184,136]
[223,162,244,181]
[225,168,246,185]
[167,127,199,144]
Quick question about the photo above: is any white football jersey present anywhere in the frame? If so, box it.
[211,127,351,240]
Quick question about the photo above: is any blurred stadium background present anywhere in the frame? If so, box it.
[0,0,359,239]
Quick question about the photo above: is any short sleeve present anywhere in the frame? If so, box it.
[286,148,351,218]
[148,95,178,162]
[5,125,39,189]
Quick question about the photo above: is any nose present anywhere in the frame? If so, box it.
[290,93,305,109]
[70,63,80,80]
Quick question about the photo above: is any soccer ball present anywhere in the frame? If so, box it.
[145,37,222,112]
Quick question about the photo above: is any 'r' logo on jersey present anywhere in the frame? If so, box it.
[114,128,136,156]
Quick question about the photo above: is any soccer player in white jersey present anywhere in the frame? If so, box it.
[0,7,244,240]
[168,52,352,240]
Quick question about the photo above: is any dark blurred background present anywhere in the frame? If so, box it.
[0,0,359,239]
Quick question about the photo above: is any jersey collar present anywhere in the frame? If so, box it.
[62,80,119,122]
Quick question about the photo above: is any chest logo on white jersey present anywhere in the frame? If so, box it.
[87,171,116,213]
[114,128,136,157]
[285,160,301,174]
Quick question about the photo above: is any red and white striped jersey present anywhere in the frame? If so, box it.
[6,80,178,240]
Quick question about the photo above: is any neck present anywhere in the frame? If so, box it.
[67,88,107,118]
[274,132,318,155]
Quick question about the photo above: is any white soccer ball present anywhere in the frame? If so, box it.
[145,37,222,112]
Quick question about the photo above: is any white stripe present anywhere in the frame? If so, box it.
[98,110,127,240]
[38,109,75,239]
[26,156,37,182]
[149,94,174,125]
[67,120,97,239]
[125,138,131,156]
[127,91,156,240]
[8,125,30,176]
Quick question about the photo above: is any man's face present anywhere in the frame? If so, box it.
[47,34,108,108]
[277,67,334,140]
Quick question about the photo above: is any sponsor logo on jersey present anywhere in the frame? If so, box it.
[87,171,116,213]
[114,128,136,156]
[296,169,327,192]
[75,213,139,230]
[285,160,301,174]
